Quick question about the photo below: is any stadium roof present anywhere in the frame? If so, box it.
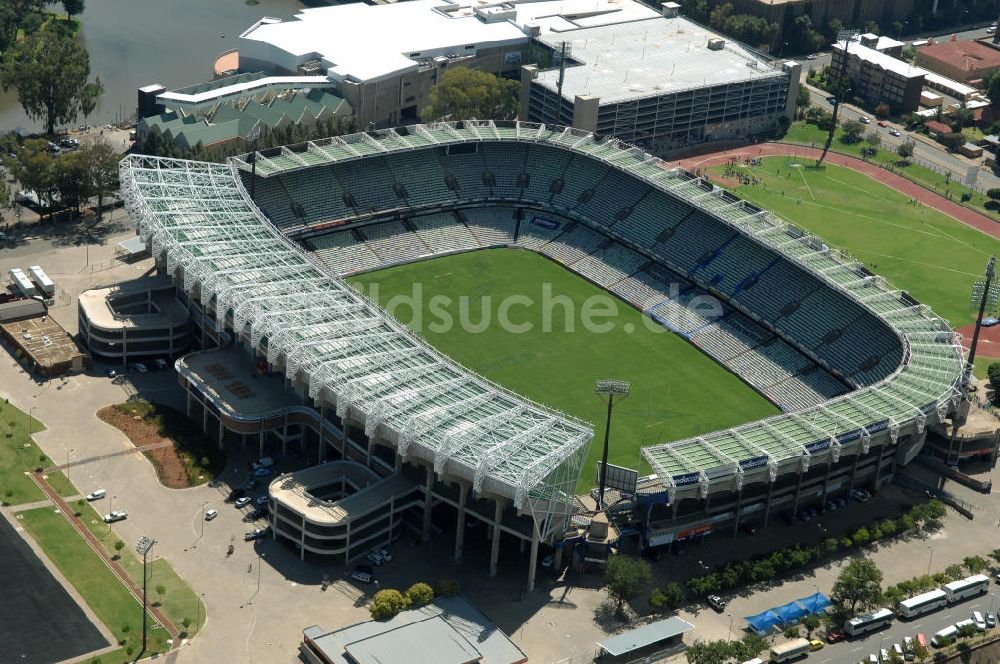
[238,0,658,84]
[534,17,785,103]
[123,120,964,504]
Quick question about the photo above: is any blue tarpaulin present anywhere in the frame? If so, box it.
[796,592,832,614]
[744,610,782,634]
[774,600,809,624]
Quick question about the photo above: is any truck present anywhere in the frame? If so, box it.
[8,268,38,297]
[770,637,810,662]
[27,265,54,297]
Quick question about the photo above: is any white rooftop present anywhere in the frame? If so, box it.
[834,39,928,79]
[239,0,657,84]
[534,16,785,103]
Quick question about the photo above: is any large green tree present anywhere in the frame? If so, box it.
[1,24,101,135]
[831,557,883,616]
[62,0,85,21]
[420,68,519,122]
[604,555,652,610]
[81,137,119,218]
[986,71,1000,110]
[8,138,57,211]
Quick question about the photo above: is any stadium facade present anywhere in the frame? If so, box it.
[120,121,963,587]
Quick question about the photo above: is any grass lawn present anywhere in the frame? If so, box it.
[706,157,1000,326]
[781,121,1000,223]
[72,499,205,638]
[0,399,48,505]
[349,249,778,490]
[18,507,172,660]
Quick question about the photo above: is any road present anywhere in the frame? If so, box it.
[811,592,1000,664]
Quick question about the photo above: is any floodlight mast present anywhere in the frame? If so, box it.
[135,535,156,654]
[595,380,631,509]
[947,255,996,464]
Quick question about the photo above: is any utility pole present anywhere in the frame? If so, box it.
[595,380,631,509]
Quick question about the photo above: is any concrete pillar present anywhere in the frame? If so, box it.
[422,466,434,541]
[554,545,564,569]
[318,433,324,465]
[259,429,264,460]
[762,481,775,528]
[848,454,861,492]
[527,521,540,592]
[186,389,191,418]
[571,95,600,133]
[218,419,224,449]
[873,446,888,489]
[732,489,743,536]
[300,514,306,561]
[490,497,505,577]
[453,482,468,560]
[791,469,805,514]
[820,461,834,506]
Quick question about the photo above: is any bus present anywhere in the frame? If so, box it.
[845,608,894,636]
[770,637,810,662]
[943,575,989,603]
[897,589,948,619]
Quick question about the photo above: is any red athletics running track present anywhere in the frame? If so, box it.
[674,143,1000,242]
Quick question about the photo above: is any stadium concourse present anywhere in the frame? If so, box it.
[120,120,964,584]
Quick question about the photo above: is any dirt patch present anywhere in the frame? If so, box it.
[97,402,225,489]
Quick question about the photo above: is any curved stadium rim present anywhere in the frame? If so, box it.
[122,120,965,508]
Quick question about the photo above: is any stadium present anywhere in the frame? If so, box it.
[120,120,965,589]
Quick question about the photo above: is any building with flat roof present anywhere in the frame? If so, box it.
[238,0,658,128]
[301,596,527,664]
[916,39,1000,84]
[521,9,798,152]
[832,39,927,114]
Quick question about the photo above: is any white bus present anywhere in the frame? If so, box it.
[897,589,948,618]
[770,637,810,663]
[8,268,38,297]
[943,575,989,603]
[27,265,54,296]
[845,608,894,636]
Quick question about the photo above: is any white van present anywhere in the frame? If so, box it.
[86,489,106,501]
[972,611,986,631]
[932,625,958,647]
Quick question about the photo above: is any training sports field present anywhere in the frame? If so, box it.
[349,249,778,491]
[707,157,1000,326]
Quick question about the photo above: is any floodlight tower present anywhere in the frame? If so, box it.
[135,535,156,654]
[947,256,997,463]
[595,380,631,509]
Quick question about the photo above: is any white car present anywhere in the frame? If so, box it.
[860,116,871,124]
[86,489,106,501]
[988,26,996,34]
[204,508,218,521]
[103,510,128,523]
[889,128,901,137]
[234,496,252,508]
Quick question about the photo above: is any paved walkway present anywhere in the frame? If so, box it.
[675,143,1000,241]
[28,470,181,650]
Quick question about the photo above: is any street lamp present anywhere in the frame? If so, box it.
[817,87,851,167]
[66,447,74,488]
[199,501,210,540]
[595,380,631,509]
[135,535,156,655]
[926,545,934,576]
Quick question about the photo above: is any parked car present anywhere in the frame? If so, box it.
[707,595,726,612]
[351,565,376,584]
[104,368,117,378]
[59,137,80,149]
[234,496,252,508]
[860,116,871,124]
[809,639,825,651]
[103,510,128,523]
[204,508,218,521]
[133,362,148,373]
[244,527,269,541]
[225,488,246,503]
[877,121,888,127]
[806,53,818,60]
[826,630,845,644]
[254,495,269,507]
[986,612,996,628]
[889,128,901,137]
[86,489,106,501]
[153,358,168,370]
[253,467,272,477]
[243,507,267,522]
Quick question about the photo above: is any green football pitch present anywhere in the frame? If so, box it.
[707,157,1000,326]
[348,249,778,492]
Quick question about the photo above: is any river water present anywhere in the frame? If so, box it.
[0,0,307,134]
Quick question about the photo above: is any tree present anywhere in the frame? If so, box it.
[796,86,811,113]
[604,555,652,610]
[370,589,408,620]
[432,578,460,597]
[940,132,966,152]
[52,149,90,215]
[81,137,119,218]
[113,540,124,559]
[948,103,974,130]
[874,103,891,119]
[420,68,518,123]
[1,24,101,135]
[987,72,1000,109]
[62,0,84,21]
[405,582,434,607]
[831,558,883,615]
[154,584,166,606]
[801,614,820,636]
[962,556,988,574]
[841,119,865,143]
[944,564,964,581]
[783,625,800,639]
[9,138,56,211]
[986,190,1000,210]
[911,640,929,662]
[897,139,915,162]
[650,582,684,612]
[865,130,882,151]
